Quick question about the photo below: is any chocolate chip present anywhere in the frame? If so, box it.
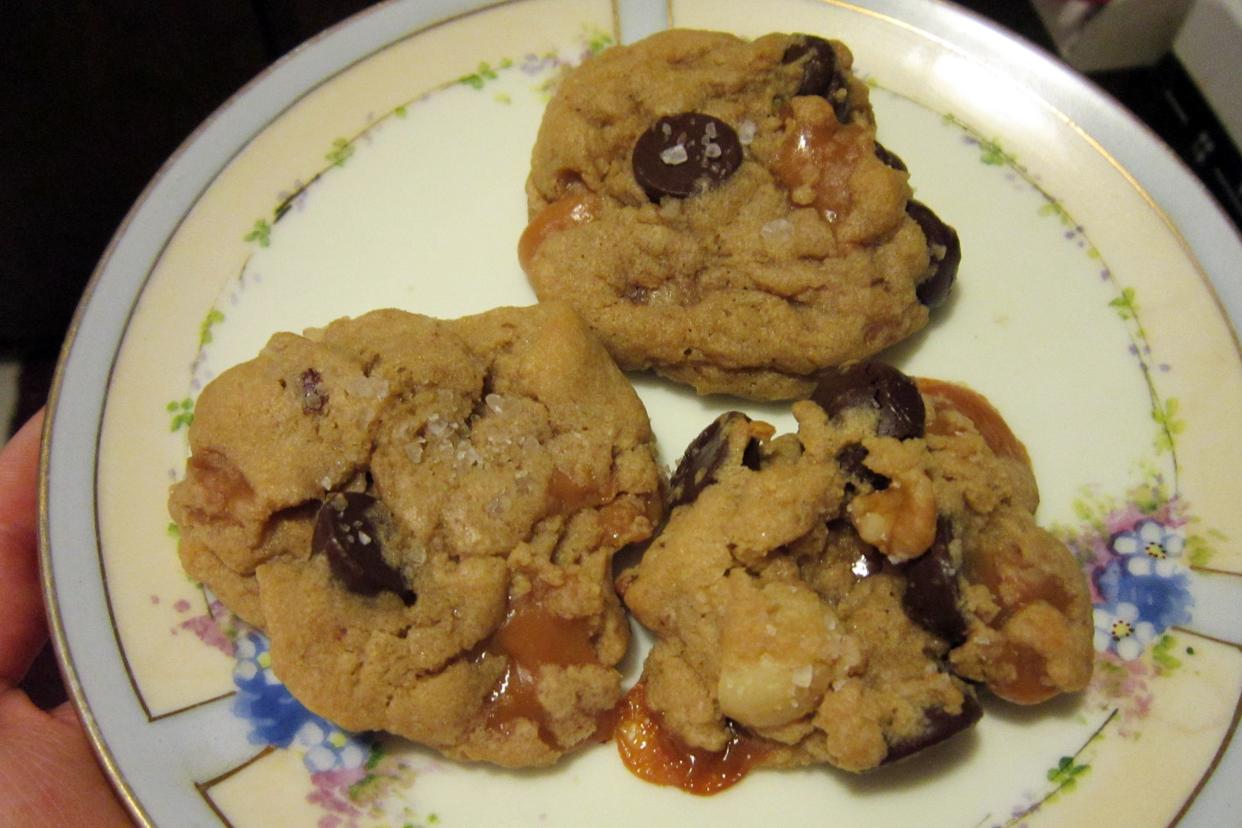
[742,438,763,471]
[900,518,965,645]
[313,493,415,604]
[835,442,890,491]
[633,113,742,201]
[811,363,925,440]
[874,142,907,172]
[669,412,751,508]
[300,368,328,414]
[782,35,850,122]
[906,200,960,309]
[884,693,982,764]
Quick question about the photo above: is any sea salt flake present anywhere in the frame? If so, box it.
[660,144,689,165]
[738,120,756,145]
[761,218,793,240]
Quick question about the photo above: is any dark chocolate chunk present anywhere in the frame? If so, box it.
[900,517,966,645]
[782,35,850,121]
[811,363,925,440]
[835,442,890,491]
[313,493,415,604]
[742,437,763,471]
[669,412,751,508]
[906,199,960,309]
[874,142,907,172]
[884,693,982,764]
[633,113,743,201]
[300,368,328,414]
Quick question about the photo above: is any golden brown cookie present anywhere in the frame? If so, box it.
[169,303,664,767]
[521,30,959,400]
[615,364,1091,790]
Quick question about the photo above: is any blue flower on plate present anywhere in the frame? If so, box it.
[1094,557,1192,636]
[232,631,369,771]
[1109,518,1184,577]
[1093,602,1156,660]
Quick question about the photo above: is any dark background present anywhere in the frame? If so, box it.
[2,0,1238,429]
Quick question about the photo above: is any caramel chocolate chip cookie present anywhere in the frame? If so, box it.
[616,364,1090,788]
[169,303,663,767]
[522,30,958,400]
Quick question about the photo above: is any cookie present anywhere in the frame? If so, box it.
[615,364,1091,790]
[521,30,959,400]
[168,303,664,767]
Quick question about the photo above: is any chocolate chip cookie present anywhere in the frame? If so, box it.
[521,30,959,400]
[615,364,1091,788]
[169,303,664,767]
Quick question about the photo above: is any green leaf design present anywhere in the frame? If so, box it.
[1108,286,1138,321]
[326,137,355,168]
[364,743,385,770]
[586,28,614,55]
[459,60,505,90]
[1038,199,1073,227]
[1151,634,1183,674]
[243,218,271,247]
[167,397,195,432]
[199,308,225,347]
[978,137,1008,165]
[1151,396,1185,454]
[1046,754,1090,786]
[1186,528,1223,567]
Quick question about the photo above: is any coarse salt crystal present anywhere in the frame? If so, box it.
[485,392,505,414]
[761,218,793,240]
[738,120,756,145]
[405,442,424,463]
[660,144,689,165]
[705,121,717,139]
[704,142,722,159]
[792,665,814,688]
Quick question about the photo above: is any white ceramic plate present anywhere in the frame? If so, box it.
[41,0,1242,825]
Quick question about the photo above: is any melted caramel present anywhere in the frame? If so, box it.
[967,543,1073,619]
[965,545,1072,704]
[545,467,611,517]
[186,449,255,521]
[518,191,601,273]
[616,682,770,795]
[771,99,864,219]
[596,499,649,547]
[483,598,600,745]
[991,643,1055,704]
[917,378,1030,467]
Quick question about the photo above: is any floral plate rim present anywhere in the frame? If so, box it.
[39,0,1242,826]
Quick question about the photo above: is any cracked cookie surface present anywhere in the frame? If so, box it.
[615,365,1091,788]
[169,303,663,767]
[521,30,958,400]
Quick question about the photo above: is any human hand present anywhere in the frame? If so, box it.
[0,410,133,826]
